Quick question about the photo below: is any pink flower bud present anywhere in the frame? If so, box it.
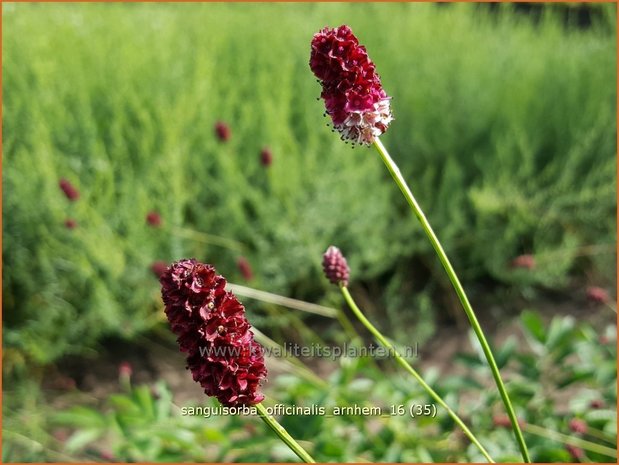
[590,399,604,409]
[322,246,350,287]
[64,218,77,230]
[569,418,587,434]
[118,361,132,378]
[565,444,585,460]
[511,254,536,270]
[586,286,610,304]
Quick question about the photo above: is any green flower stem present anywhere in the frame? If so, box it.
[372,137,530,463]
[524,423,617,459]
[340,286,495,463]
[255,402,316,463]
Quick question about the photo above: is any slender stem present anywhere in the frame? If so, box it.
[340,286,495,463]
[255,402,316,463]
[524,424,617,458]
[372,137,531,462]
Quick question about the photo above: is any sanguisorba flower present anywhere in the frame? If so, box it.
[260,147,273,167]
[237,257,254,281]
[310,25,393,145]
[322,246,350,287]
[146,211,162,227]
[64,218,77,230]
[160,259,267,406]
[215,121,231,142]
[59,178,79,201]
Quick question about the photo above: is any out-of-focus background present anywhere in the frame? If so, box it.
[3,2,617,462]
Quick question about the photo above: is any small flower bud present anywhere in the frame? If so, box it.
[586,286,609,304]
[59,178,79,201]
[565,444,585,460]
[215,121,231,142]
[151,261,168,278]
[590,399,604,409]
[119,361,132,378]
[492,415,526,429]
[322,246,350,287]
[569,418,587,435]
[511,254,536,270]
[260,147,273,167]
[64,218,77,230]
[146,211,162,227]
[237,257,253,281]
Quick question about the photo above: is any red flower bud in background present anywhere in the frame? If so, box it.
[160,259,267,406]
[511,254,536,270]
[569,418,587,435]
[100,450,115,461]
[146,211,162,227]
[492,414,526,429]
[119,361,132,378]
[237,257,253,281]
[64,218,77,230]
[586,286,610,304]
[59,178,79,201]
[215,121,231,142]
[589,399,604,409]
[310,25,393,145]
[260,147,273,167]
[322,246,350,287]
[151,261,168,278]
[565,444,585,460]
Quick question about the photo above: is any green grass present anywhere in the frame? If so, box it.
[3,3,616,364]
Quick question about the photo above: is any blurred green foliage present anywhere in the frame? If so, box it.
[4,312,616,462]
[3,4,616,364]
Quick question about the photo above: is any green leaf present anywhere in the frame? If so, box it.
[52,406,106,429]
[133,385,156,419]
[65,429,102,452]
[521,310,546,343]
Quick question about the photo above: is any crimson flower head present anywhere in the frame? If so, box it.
[310,25,393,145]
[322,246,350,287]
[237,257,253,281]
[565,444,585,460]
[569,418,587,435]
[160,259,267,406]
[64,218,77,230]
[215,121,231,142]
[260,147,273,167]
[59,178,79,201]
[146,211,162,227]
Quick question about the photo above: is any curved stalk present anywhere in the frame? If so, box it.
[340,286,495,463]
[255,402,316,463]
[372,137,530,462]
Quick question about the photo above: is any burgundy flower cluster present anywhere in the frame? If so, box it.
[59,178,80,201]
[58,178,79,229]
[310,25,393,145]
[160,259,267,406]
[322,246,350,287]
